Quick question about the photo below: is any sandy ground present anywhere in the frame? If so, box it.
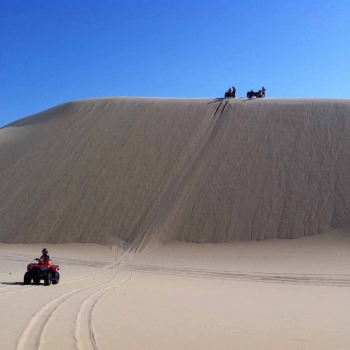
[1,228,350,350]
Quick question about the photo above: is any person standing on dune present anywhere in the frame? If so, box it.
[232,86,236,98]
[262,86,266,98]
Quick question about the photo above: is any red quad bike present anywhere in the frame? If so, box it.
[23,258,60,286]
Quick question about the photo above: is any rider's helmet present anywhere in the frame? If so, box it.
[42,248,48,255]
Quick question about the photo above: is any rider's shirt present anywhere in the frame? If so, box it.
[39,255,51,265]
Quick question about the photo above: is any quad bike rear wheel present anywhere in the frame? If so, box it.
[52,272,60,285]
[44,272,52,286]
[33,278,41,284]
[24,272,32,285]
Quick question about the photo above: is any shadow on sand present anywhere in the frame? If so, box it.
[0,281,24,286]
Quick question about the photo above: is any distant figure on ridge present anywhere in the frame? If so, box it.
[232,86,236,98]
[225,87,233,99]
[262,86,266,98]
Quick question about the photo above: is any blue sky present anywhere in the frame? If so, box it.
[1,0,349,127]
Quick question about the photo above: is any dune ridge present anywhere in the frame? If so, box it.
[1,97,350,246]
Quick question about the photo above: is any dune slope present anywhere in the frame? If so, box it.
[0,97,350,246]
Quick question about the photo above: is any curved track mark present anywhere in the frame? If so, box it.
[0,249,132,299]
[16,251,136,350]
[75,269,133,350]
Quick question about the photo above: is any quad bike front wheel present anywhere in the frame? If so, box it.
[24,272,32,285]
[52,272,60,285]
[44,272,52,286]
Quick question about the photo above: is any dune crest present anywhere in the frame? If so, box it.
[1,97,350,246]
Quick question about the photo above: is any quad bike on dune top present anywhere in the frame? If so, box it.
[247,90,262,99]
[224,87,236,99]
[24,258,60,286]
[224,91,236,99]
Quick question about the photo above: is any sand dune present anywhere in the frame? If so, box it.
[1,97,350,350]
[1,97,350,246]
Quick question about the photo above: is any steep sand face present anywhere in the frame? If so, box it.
[0,97,350,246]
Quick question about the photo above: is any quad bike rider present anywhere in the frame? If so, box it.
[39,248,51,265]
[224,87,236,99]
[225,87,232,98]
[23,248,60,286]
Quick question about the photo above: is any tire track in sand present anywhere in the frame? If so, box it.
[0,250,127,297]
[0,265,112,298]
[74,265,133,350]
[15,251,137,350]
[0,268,114,298]
[123,264,350,287]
